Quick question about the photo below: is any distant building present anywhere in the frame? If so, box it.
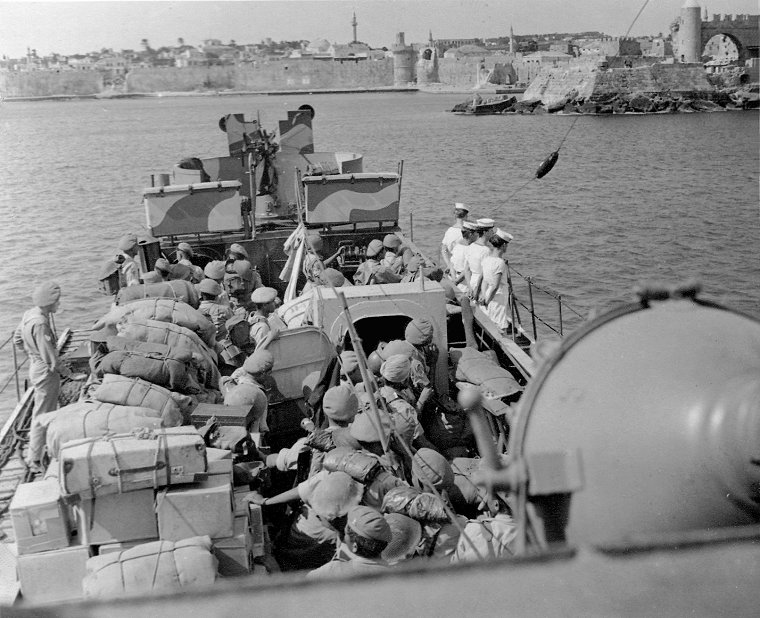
[443,44,489,59]
[93,55,129,73]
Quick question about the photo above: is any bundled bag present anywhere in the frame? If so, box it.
[98,299,215,348]
[450,347,522,399]
[115,279,200,309]
[117,318,220,390]
[381,486,448,523]
[83,536,217,599]
[322,446,382,483]
[59,427,207,497]
[97,349,201,394]
[29,401,173,462]
[91,374,191,425]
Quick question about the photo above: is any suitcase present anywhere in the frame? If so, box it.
[190,403,256,430]
[59,427,207,498]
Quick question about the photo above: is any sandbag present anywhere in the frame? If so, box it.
[117,319,220,390]
[83,536,217,599]
[92,374,188,423]
[115,279,200,309]
[29,401,173,462]
[59,427,207,497]
[450,347,522,398]
[97,299,215,347]
[97,350,200,394]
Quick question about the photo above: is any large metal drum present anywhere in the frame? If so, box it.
[512,294,760,545]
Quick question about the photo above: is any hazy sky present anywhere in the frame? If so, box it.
[1,0,756,58]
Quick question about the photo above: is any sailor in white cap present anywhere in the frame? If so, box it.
[248,286,280,350]
[13,282,73,418]
[462,219,492,299]
[478,228,515,332]
[475,218,495,241]
[449,221,477,289]
[115,233,142,287]
[441,203,469,272]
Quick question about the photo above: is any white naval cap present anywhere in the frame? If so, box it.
[454,202,469,213]
[476,218,495,229]
[494,228,513,242]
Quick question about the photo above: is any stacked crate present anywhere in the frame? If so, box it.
[10,427,266,604]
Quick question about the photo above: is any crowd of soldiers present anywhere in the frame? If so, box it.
[15,208,517,576]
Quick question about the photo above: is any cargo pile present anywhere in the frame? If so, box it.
[10,295,271,605]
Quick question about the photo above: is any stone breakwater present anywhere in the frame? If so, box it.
[452,64,757,114]
[451,91,746,114]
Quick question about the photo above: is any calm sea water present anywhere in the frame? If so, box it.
[0,93,758,413]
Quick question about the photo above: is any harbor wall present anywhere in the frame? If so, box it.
[524,64,716,105]
[0,59,398,97]
[0,70,103,97]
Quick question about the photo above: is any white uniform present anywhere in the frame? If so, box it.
[465,242,490,290]
[449,241,468,277]
[442,226,463,256]
[481,255,509,329]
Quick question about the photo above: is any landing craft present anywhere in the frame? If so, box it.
[1,106,758,615]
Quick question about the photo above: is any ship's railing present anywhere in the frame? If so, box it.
[506,262,586,342]
[0,333,26,403]
[0,315,57,404]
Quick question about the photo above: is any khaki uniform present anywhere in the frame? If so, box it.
[198,300,233,340]
[248,314,271,350]
[13,308,68,415]
[353,259,381,285]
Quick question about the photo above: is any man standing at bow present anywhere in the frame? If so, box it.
[13,282,73,416]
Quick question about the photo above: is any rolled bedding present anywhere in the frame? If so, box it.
[115,279,200,309]
[83,536,218,599]
[29,400,178,462]
[95,298,215,348]
[91,374,193,424]
[117,318,220,390]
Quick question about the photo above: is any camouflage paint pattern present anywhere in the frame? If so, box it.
[144,181,243,237]
[303,173,401,224]
[223,114,262,157]
[278,110,313,154]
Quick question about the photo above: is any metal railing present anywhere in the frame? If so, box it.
[0,333,26,403]
[506,262,586,342]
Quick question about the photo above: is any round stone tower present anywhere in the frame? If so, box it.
[679,0,702,63]
[392,32,415,85]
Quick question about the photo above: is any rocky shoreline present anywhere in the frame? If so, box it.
[451,86,759,115]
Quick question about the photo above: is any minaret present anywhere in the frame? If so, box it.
[351,12,358,43]
[510,26,515,53]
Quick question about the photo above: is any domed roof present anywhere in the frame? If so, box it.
[307,38,331,52]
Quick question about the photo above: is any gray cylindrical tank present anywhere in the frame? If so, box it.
[679,0,703,62]
[513,294,760,546]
